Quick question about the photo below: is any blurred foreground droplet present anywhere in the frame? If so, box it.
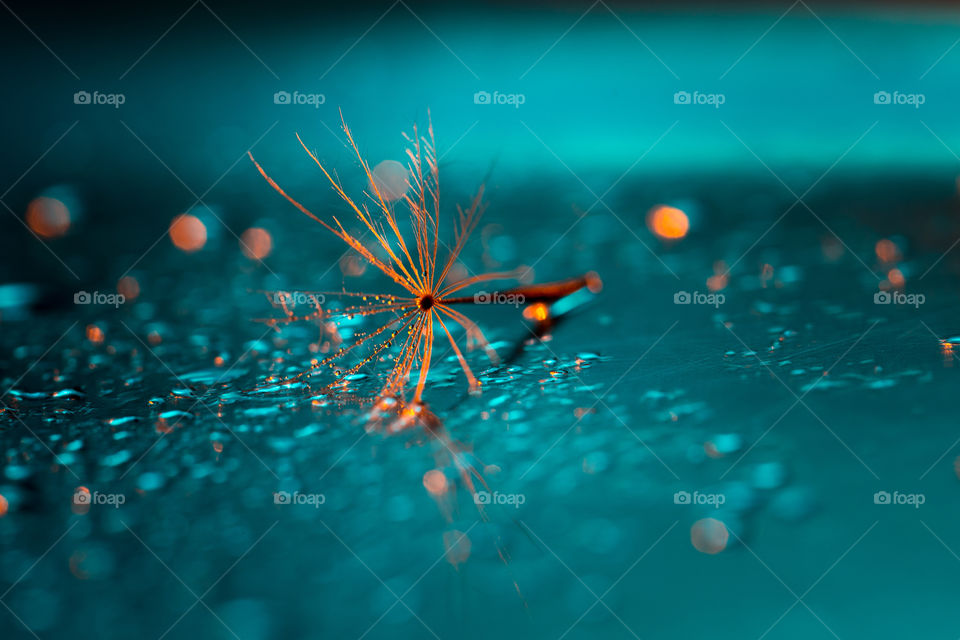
[691,517,729,554]
[169,214,207,252]
[241,227,273,260]
[371,160,410,202]
[647,205,689,241]
[26,196,71,238]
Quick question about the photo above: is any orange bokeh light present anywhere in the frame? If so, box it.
[422,469,448,496]
[72,486,91,515]
[169,214,207,253]
[86,324,104,345]
[241,227,273,260]
[887,268,905,288]
[443,529,472,566]
[70,551,90,580]
[340,254,367,277]
[875,238,900,263]
[26,196,71,238]
[647,205,689,240]
[117,276,140,301]
[523,302,550,322]
[584,271,603,293]
[0,493,8,517]
[707,261,729,292]
[691,517,729,554]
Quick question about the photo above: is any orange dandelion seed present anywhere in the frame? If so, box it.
[169,214,207,253]
[241,227,273,260]
[647,205,689,241]
[26,196,71,238]
[0,493,8,517]
[249,112,601,407]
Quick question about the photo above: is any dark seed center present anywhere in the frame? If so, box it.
[418,295,435,311]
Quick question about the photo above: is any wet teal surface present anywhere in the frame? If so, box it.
[4,3,960,639]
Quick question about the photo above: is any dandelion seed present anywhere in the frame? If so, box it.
[250,111,600,408]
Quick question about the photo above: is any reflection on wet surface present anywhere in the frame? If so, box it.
[4,167,960,638]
